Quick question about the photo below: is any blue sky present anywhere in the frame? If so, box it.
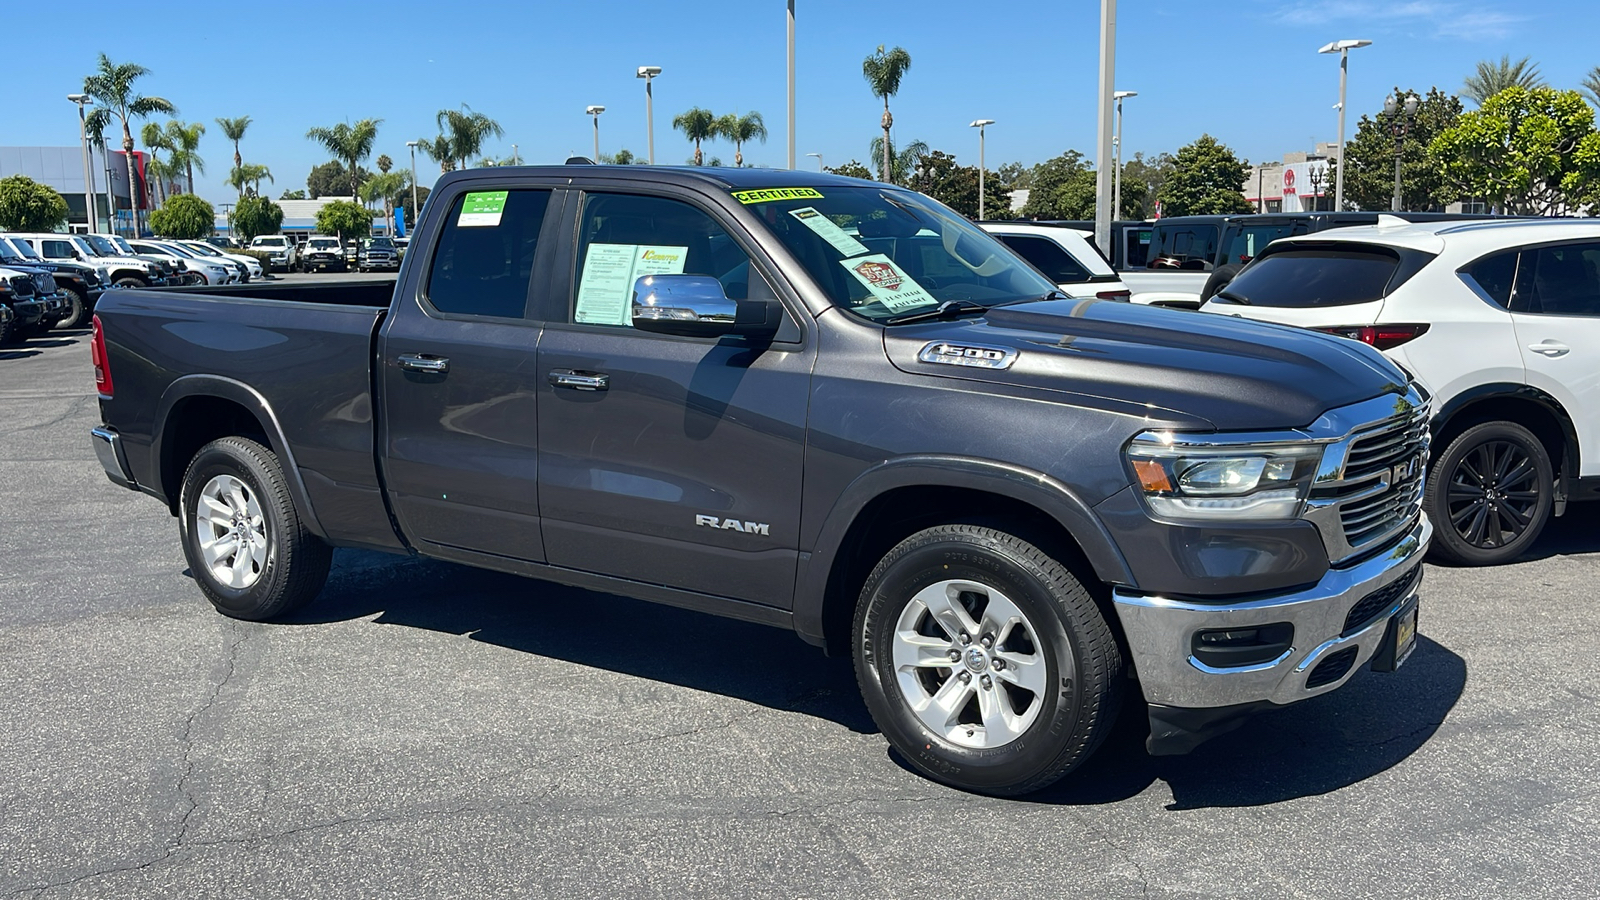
[8,0,1596,205]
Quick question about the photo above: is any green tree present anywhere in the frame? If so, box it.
[600,148,637,165]
[418,134,455,173]
[82,54,176,234]
[1583,66,1600,109]
[1118,151,1174,219]
[215,115,251,175]
[229,163,274,198]
[163,120,206,194]
[867,136,929,185]
[305,118,382,200]
[139,121,176,204]
[824,159,875,180]
[315,199,372,240]
[359,171,410,231]
[910,150,1010,219]
[672,107,717,166]
[280,189,307,200]
[1158,135,1252,216]
[1327,87,1462,211]
[229,195,283,243]
[715,111,768,167]
[376,153,393,174]
[436,105,502,170]
[1021,150,1098,219]
[1463,55,1545,106]
[862,44,913,183]
[306,161,370,199]
[994,161,1031,190]
[1430,86,1600,215]
[149,193,215,239]
[0,175,69,231]
[400,185,431,228]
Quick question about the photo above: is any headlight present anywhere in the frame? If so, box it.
[1126,436,1324,521]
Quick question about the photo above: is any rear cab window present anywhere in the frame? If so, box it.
[423,189,551,319]
[1218,243,1436,308]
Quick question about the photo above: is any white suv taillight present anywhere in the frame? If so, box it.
[1317,324,1430,351]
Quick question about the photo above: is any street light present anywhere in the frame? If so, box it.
[587,105,606,162]
[1112,90,1136,223]
[970,119,994,220]
[405,140,420,230]
[1094,0,1118,255]
[67,94,96,233]
[1383,92,1421,212]
[637,66,662,165]
[1318,38,1372,211]
[806,152,823,171]
[787,0,796,169]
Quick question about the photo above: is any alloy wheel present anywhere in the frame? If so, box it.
[195,474,268,589]
[1446,439,1541,549]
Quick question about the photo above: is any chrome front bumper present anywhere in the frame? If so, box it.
[91,426,137,490]
[1113,515,1430,710]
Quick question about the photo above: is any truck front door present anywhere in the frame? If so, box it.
[533,188,813,609]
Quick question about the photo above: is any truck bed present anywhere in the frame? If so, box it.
[160,278,397,307]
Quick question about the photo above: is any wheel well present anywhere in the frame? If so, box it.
[159,396,271,512]
[818,486,1115,657]
[1435,395,1572,476]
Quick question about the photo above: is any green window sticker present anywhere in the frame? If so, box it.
[459,191,509,227]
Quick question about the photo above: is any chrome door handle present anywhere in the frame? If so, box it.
[548,369,609,391]
[397,354,450,374]
[1528,341,1571,357]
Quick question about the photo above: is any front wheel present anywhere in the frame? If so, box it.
[113,275,148,289]
[1425,421,1554,566]
[853,525,1123,796]
[178,436,332,620]
[57,287,89,329]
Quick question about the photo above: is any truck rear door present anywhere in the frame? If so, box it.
[376,185,560,562]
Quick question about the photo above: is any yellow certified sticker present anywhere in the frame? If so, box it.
[732,187,824,205]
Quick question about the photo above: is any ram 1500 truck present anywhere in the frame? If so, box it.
[89,167,1431,795]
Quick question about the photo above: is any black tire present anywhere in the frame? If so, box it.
[1425,421,1553,566]
[57,287,88,329]
[178,436,332,620]
[0,315,14,345]
[1200,264,1241,302]
[853,524,1123,796]
[113,275,148,289]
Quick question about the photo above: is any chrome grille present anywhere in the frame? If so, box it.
[1304,393,1431,565]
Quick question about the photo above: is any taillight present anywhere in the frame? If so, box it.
[91,314,113,397]
[1096,289,1133,301]
[1317,324,1430,350]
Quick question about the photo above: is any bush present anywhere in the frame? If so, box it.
[315,200,372,239]
[0,175,70,231]
[230,195,284,244]
[150,194,216,240]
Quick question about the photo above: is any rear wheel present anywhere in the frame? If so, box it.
[178,436,332,620]
[853,524,1123,796]
[57,286,88,329]
[113,275,147,289]
[1425,421,1553,566]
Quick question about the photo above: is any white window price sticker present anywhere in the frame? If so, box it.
[458,191,509,227]
[839,254,940,313]
[575,243,689,326]
[788,207,870,258]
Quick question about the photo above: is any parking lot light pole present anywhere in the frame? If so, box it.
[68,94,97,233]
[405,141,420,228]
[1318,39,1372,212]
[806,152,823,171]
[787,0,796,169]
[1112,91,1136,222]
[637,66,662,165]
[587,106,606,162]
[1094,0,1117,255]
[1384,92,1420,212]
[970,119,994,220]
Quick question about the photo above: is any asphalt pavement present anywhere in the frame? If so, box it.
[2,323,1598,899]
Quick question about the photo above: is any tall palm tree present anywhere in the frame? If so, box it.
[139,121,175,204]
[215,115,251,173]
[436,105,503,170]
[716,112,768,167]
[418,135,456,174]
[376,153,393,174]
[1463,55,1545,105]
[672,107,718,166]
[1583,66,1600,109]
[359,170,410,231]
[862,45,913,182]
[867,136,929,186]
[305,119,382,200]
[229,164,273,198]
[83,54,177,235]
[163,120,206,194]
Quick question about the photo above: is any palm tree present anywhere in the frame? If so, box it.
[163,120,206,194]
[716,112,768,167]
[1583,66,1600,109]
[436,105,503,170]
[867,136,929,186]
[229,164,273,198]
[672,107,718,166]
[418,135,455,174]
[1463,55,1545,105]
[83,54,177,235]
[862,45,913,182]
[215,115,251,174]
[305,119,383,200]
[139,121,175,204]
[359,170,410,231]
[376,153,393,174]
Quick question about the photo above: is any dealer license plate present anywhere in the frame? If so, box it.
[1372,595,1419,673]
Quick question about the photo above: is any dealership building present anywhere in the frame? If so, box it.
[0,145,153,234]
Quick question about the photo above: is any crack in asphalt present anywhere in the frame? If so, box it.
[5,394,93,435]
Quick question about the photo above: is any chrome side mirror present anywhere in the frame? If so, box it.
[631,274,778,339]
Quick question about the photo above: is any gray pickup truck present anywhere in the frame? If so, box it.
[90,166,1430,795]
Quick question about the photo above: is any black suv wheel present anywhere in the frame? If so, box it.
[1425,421,1553,566]
[853,524,1123,796]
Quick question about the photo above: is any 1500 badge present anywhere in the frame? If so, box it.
[696,515,770,536]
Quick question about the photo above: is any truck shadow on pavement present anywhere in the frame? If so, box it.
[1511,501,1600,562]
[286,548,1466,807]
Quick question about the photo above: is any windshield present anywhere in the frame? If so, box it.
[254,237,286,247]
[1221,223,1299,266]
[309,239,339,250]
[108,236,137,255]
[2,238,41,259]
[86,235,119,256]
[366,238,394,249]
[70,236,99,257]
[740,186,1055,321]
[159,243,199,258]
[183,242,222,256]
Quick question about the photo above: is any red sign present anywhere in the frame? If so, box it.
[851,260,905,291]
[1283,168,1297,195]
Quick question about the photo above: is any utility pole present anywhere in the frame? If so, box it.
[787,0,796,169]
[637,67,662,165]
[406,140,420,229]
[1094,0,1117,255]
[970,119,994,220]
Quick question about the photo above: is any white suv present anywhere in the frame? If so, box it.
[1199,217,1600,565]
[979,223,1131,300]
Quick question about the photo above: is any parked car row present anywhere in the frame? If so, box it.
[245,234,404,274]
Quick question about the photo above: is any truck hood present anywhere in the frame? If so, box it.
[883,298,1408,431]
